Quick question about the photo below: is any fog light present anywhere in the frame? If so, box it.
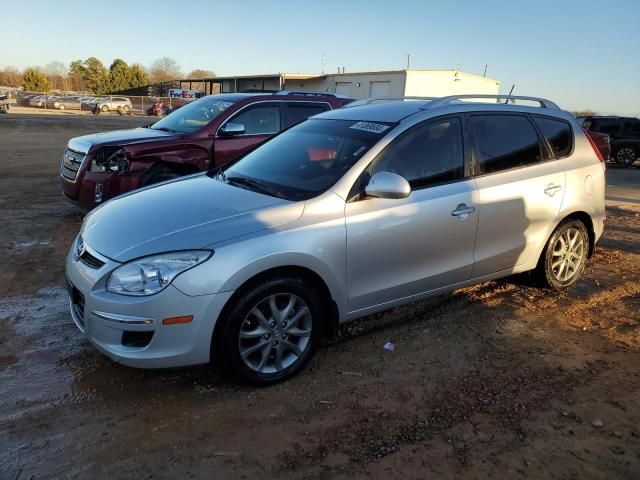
[162,315,193,325]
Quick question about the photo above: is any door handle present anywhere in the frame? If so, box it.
[544,184,563,196]
[451,204,475,217]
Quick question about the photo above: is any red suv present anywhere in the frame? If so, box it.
[60,91,351,210]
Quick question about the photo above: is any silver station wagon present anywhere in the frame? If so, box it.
[66,94,606,385]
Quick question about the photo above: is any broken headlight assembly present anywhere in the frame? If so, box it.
[90,147,129,173]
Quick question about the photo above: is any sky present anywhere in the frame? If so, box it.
[3,0,639,115]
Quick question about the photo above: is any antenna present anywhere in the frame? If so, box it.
[483,64,488,77]
[505,84,515,104]
[407,54,410,70]
[321,55,325,74]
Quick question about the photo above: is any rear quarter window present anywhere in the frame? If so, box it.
[533,116,573,158]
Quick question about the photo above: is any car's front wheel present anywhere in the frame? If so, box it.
[535,219,590,289]
[101,105,109,113]
[219,275,323,386]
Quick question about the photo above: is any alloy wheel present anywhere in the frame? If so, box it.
[617,147,637,165]
[551,227,586,282]
[238,293,312,374]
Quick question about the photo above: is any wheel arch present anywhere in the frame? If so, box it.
[212,264,341,357]
[537,210,596,264]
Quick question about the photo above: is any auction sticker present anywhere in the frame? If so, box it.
[350,122,390,134]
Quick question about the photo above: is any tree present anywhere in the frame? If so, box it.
[573,109,596,117]
[187,69,216,79]
[128,64,149,88]
[44,61,69,90]
[83,57,109,94]
[108,58,133,92]
[149,57,182,95]
[22,68,51,92]
[0,67,22,87]
[68,60,87,91]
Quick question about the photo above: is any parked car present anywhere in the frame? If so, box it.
[584,130,610,162]
[0,94,9,113]
[60,91,352,209]
[53,96,81,110]
[577,115,640,166]
[81,97,102,110]
[29,95,47,107]
[45,96,62,108]
[94,97,133,113]
[65,94,605,385]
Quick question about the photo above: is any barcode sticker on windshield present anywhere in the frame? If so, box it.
[350,122,390,134]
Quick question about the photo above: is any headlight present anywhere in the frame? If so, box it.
[107,250,212,296]
[90,147,129,173]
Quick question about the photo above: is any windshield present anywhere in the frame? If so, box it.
[222,119,395,200]
[151,96,237,133]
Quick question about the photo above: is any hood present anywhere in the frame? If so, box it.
[81,174,302,262]
[68,127,180,153]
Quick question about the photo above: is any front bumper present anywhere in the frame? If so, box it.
[65,241,233,368]
[61,168,142,211]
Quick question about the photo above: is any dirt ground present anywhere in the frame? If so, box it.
[1,114,639,480]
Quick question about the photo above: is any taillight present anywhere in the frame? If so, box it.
[582,127,605,164]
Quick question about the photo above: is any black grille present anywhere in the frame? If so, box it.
[60,148,86,181]
[80,250,105,269]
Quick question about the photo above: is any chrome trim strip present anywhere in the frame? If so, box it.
[69,300,85,333]
[91,310,154,325]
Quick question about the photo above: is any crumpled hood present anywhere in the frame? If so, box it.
[68,127,180,153]
[81,174,302,262]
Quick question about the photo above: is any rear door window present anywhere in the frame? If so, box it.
[285,102,330,128]
[469,114,542,174]
[533,116,573,158]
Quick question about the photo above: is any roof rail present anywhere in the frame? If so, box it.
[424,94,560,109]
[275,90,346,98]
[342,96,436,108]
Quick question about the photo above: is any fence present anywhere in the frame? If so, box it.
[12,90,195,116]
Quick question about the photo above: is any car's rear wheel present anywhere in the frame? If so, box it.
[535,219,589,289]
[59,104,65,110]
[218,275,322,386]
[614,145,638,166]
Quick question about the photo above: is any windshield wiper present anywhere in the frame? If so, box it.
[210,167,226,181]
[226,176,284,198]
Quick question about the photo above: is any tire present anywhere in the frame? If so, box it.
[59,104,65,110]
[101,105,109,113]
[217,275,323,386]
[122,105,130,113]
[534,219,590,289]
[614,145,638,166]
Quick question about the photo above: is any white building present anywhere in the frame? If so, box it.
[179,69,500,99]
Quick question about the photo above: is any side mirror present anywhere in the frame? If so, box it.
[365,171,411,199]
[219,122,245,136]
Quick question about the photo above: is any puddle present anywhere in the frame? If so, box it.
[10,240,52,252]
[0,286,88,419]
